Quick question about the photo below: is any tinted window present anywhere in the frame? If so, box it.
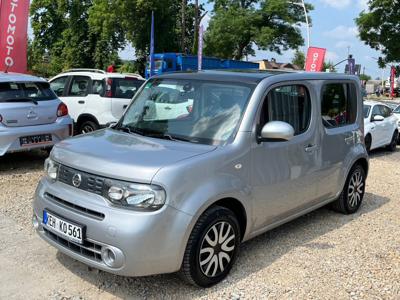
[68,76,90,96]
[371,105,382,118]
[0,81,57,102]
[50,76,68,96]
[321,83,357,128]
[112,78,144,99]
[363,105,371,118]
[92,80,105,95]
[261,85,311,135]
[119,79,253,146]
[380,105,392,118]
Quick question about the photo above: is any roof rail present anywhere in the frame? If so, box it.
[63,68,106,74]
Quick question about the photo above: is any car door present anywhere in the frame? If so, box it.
[371,105,386,147]
[380,105,396,144]
[319,81,360,198]
[111,77,145,120]
[251,83,320,230]
[63,76,92,122]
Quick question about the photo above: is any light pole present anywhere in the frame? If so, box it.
[293,0,310,49]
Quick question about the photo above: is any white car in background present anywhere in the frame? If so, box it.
[392,104,400,133]
[49,69,145,134]
[363,101,398,152]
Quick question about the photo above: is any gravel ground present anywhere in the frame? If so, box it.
[0,149,399,299]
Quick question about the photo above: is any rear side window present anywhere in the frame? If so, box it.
[321,83,357,128]
[112,78,144,99]
[68,76,91,97]
[0,81,57,102]
[92,80,105,96]
[261,85,311,136]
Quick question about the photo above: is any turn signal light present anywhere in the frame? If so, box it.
[57,103,68,117]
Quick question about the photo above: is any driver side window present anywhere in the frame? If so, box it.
[50,76,69,97]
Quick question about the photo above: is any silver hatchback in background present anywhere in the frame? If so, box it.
[33,71,368,287]
[0,72,73,156]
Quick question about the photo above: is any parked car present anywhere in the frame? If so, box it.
[363,101,398,152]
[0,72,73,156]
[49,69,145,134]
[33,71,368,287]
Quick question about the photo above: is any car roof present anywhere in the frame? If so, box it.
[364,100,390,106]
[156,70,361,85]
[0,72,47,83]
[51,71,144,81]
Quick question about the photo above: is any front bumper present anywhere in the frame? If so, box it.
[33,177,193,277]
[0,117,73,156]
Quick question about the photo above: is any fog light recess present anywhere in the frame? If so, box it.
[101,246,124,269]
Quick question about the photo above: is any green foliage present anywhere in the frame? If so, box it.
[291,50,305,68]
[359,74,372,81]
[205,0,313,60]
[323,61,336,73]
[356,0,400,65]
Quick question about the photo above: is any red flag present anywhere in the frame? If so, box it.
[390,66,396,98]
[305,47,326,72]
[0,0,30,73]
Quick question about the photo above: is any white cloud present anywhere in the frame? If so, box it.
[358,0,369,10]
[325,51,339,62]
[320,0,351,9]
[323,26,359,39]
[335,40,354,49]
[200,13,211,29]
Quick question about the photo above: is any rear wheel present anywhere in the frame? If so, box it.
[179,206,241,287]
[79,120,99,134]
[386,131,398,152]
[331,165,366,214]
[365,134,372,152]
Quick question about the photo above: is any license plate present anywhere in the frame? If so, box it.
[43,210,84,244]
[20,134,52,146]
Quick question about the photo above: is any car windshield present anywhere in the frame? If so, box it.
[393,105,400,113]
[0,81,57,102]
[118,78,254,146]
[363,105,371,118]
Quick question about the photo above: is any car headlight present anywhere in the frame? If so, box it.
[44,158,59,180]
[104,179,166,211]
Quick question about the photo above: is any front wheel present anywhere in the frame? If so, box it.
[179,206,241,287]
[331,165,366,214]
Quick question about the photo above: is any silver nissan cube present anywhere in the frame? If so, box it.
[33,71,368,287]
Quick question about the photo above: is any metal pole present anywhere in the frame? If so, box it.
[301,0,310,49]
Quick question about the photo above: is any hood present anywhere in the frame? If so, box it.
[52,129,217,183]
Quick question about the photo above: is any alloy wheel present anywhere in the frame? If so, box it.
[199,221,236,278]
[347,170,364,208]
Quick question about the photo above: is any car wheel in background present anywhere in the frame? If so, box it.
[331,164,366,214]
[386,131,398,152]
[79,120,99,134]
[180,206,241,287]
[365,134,372,152]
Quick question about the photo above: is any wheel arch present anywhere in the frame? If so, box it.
[76,114,99,127]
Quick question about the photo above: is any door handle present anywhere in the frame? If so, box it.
[78,101,85,104]
[164,106,172,110]
[305,144,318,153]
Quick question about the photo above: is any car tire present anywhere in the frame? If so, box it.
[79,120,99,134]
[179,206,241,287]
[331,164,366,214]
[365,134,372,152]
[386,131,398,152]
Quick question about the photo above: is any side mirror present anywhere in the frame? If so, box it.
[372,115,384,122]
[259,121,295,142]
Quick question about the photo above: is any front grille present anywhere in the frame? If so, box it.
[45,193,105,220]
[58,164,105,195]
[44,228,103,262]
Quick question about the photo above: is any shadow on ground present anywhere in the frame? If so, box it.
[56,192,390,298]
[0,150,48,173]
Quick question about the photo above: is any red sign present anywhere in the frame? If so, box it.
[0,0,30,73]
[390,66,396,98]
[305,47,326,72]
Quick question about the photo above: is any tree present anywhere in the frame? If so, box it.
[323,61,336,73]
[359,74,372,81]
[291,50,305,68]
[356,1,400,65]
[204,0,313,60]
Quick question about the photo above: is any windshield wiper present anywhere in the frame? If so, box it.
[115,124,145,136]
[2,98,38,105]
[150,133,197,143]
